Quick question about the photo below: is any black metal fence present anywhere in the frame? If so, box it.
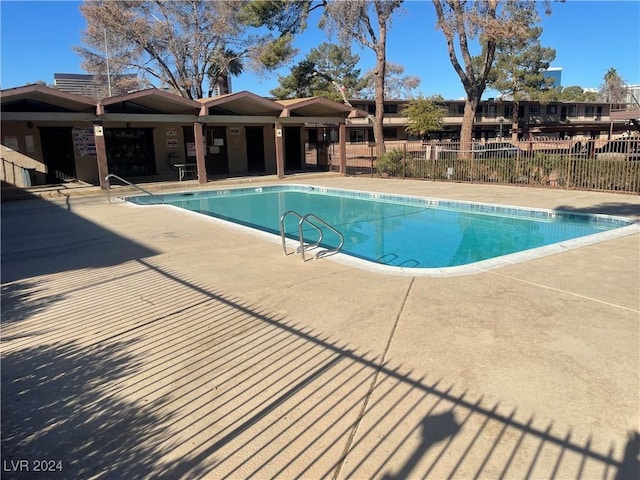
[334,138,640,194]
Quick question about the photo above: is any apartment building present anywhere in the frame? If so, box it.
[2,83,638,188]
[346,98,638,144]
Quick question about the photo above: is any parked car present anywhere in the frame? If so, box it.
[474,141,522,158]
[595,138,640,161]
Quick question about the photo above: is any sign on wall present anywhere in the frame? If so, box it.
[25,135,35,153]
[73,127,97,157]
[186,142,196,157]
[4,136,19,150]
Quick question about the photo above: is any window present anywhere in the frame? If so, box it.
[504,106,513,118]
[528,105,540,115]
[560,105,576,120]
[368,104,376,114]
[383,127,397,139]
[105,128,156,176]
[546,105,557,115]
[349,129,365,143]
[457,104,465,114]
[585,106,594,117]
[488,104,497,118]
[383,104,398,114]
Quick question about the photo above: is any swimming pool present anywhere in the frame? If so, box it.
[127,184,638,276]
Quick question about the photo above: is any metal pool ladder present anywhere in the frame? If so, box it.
[279,210,344,261]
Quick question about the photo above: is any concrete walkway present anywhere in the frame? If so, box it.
[2,175,638,479]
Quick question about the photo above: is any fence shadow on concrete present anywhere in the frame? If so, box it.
[3,253,637,479]
[1,339,175,480]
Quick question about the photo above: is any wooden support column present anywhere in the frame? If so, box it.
[94,123,109,189]
[339,122,347,175]
[94,103,110,189]
[194,122,207,184]
[275,122,285,179]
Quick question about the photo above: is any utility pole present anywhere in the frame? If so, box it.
[104,28,112,97]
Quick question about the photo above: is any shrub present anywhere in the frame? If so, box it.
[376,149,413,177]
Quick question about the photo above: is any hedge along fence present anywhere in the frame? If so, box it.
[345,140,640,194]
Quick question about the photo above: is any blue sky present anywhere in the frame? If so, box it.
[1,0,639,100]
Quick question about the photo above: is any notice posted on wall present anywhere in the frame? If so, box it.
[186,142,196,157]
[72,127,97,157]
[25,135,35,153]
[3,136,19,150]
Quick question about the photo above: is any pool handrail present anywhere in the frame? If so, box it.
[299,213,344,261]
[279,210,344,261]
[279,210,322,256]
[104,174,165,205]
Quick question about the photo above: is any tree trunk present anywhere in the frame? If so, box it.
[511,99,520,143]
[373,24,387,158]
[460,96,479,159]
[373,83,385,156]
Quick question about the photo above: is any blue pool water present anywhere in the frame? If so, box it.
[128,185,634,270]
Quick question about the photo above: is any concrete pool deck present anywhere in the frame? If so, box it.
[2,174,639,479]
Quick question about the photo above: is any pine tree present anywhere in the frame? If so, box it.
[431,0,555,155]
[487,4,556,141]
[269,43,366,101]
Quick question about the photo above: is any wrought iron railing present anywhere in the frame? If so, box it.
[334,138,640,193]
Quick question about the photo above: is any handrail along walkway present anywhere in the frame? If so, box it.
[279,210,344,261]
[105,174,165,205]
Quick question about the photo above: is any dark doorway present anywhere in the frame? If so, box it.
[204,126,229,175]
[306,128,330,171]
[246,127,265,172]
[182,126,229,175]
[182,126,198,165]
[39,127,75,183]
[284,127,302,171]
[104,128,156,177]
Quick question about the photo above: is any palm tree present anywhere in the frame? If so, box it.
[600,67,627,104]
[604,67,618,84]
[207,48,244,97]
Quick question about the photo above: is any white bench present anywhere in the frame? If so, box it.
[174,163,197,181]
